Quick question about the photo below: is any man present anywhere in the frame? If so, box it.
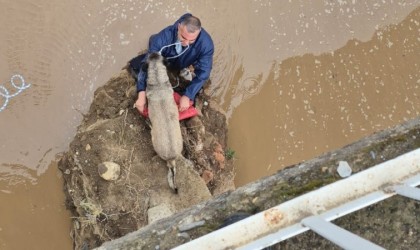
[132,13,214,114]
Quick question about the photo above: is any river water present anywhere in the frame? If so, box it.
[0,0,419,249]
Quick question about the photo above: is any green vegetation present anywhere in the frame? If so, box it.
[225,148,236,160]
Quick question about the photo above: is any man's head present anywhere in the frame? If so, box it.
[178,15,201,46]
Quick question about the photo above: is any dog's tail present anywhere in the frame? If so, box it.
[168,159,176,169]
[167,159,178,194]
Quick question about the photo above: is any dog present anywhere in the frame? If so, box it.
[145,52,183,193]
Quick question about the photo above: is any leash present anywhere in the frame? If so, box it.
[158,42,190,60]
[158,42,190,89]
[0,74,31,112]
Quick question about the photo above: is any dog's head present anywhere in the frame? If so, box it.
[142,52,168,72]
[179,68,195,82]
[147,52,163,63]
[144,52,172,87]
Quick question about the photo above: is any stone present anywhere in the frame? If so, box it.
[201,170,214,184]
[337,161,352,178]
[98,161,121,181]
[213,151,225,169]
[213,142,225,169]
[178,220,205,232]
[147,204,174,224]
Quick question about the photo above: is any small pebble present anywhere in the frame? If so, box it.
[370,151,376,159]
[337,161,352,178]
[177,232,190,241]
[98,162,121,181]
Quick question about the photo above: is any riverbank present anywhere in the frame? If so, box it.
[58,70,235,249]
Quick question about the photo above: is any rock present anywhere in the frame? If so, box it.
[370,151,376,159]
[85,144,91,151]
[213,141,223,153]
[178,220,205,232]
[337,161,352,178]
[98,162,121,181]
[147,204,174,224]
[201,170,214,184]
[213,152,225,169]
[177,232,190,241]
[213,142,225,169]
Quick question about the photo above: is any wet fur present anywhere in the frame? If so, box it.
[146,52,183,193]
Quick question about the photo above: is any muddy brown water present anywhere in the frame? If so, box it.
[0,0,419,249]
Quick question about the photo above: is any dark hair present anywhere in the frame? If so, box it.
[181,15,201,33]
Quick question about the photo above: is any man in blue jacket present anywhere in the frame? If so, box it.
[132,13,214,114]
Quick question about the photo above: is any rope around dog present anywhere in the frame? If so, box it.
[0,74,31,112]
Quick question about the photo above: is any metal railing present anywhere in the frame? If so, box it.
[174,148,420,250]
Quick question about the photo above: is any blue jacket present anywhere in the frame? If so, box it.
[137,13,214,100]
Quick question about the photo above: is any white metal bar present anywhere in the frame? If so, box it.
[302,216,385,250]
[237,224,308,250]
[238,174,420,250]
[321,190,390,221]
[394,185,420,201]
[174,149,420,250]
[403,173,420,186]
[237,191,389,250]
[320,190,391,221]
[237,191,390,250]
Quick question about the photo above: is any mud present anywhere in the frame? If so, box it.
[57,70,234,249]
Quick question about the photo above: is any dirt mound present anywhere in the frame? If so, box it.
[58,70,235,249]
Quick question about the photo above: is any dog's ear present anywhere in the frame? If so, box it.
[141,62,148,72]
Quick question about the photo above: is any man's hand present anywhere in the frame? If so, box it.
[179,95,191,112]
[135,91,147,113]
